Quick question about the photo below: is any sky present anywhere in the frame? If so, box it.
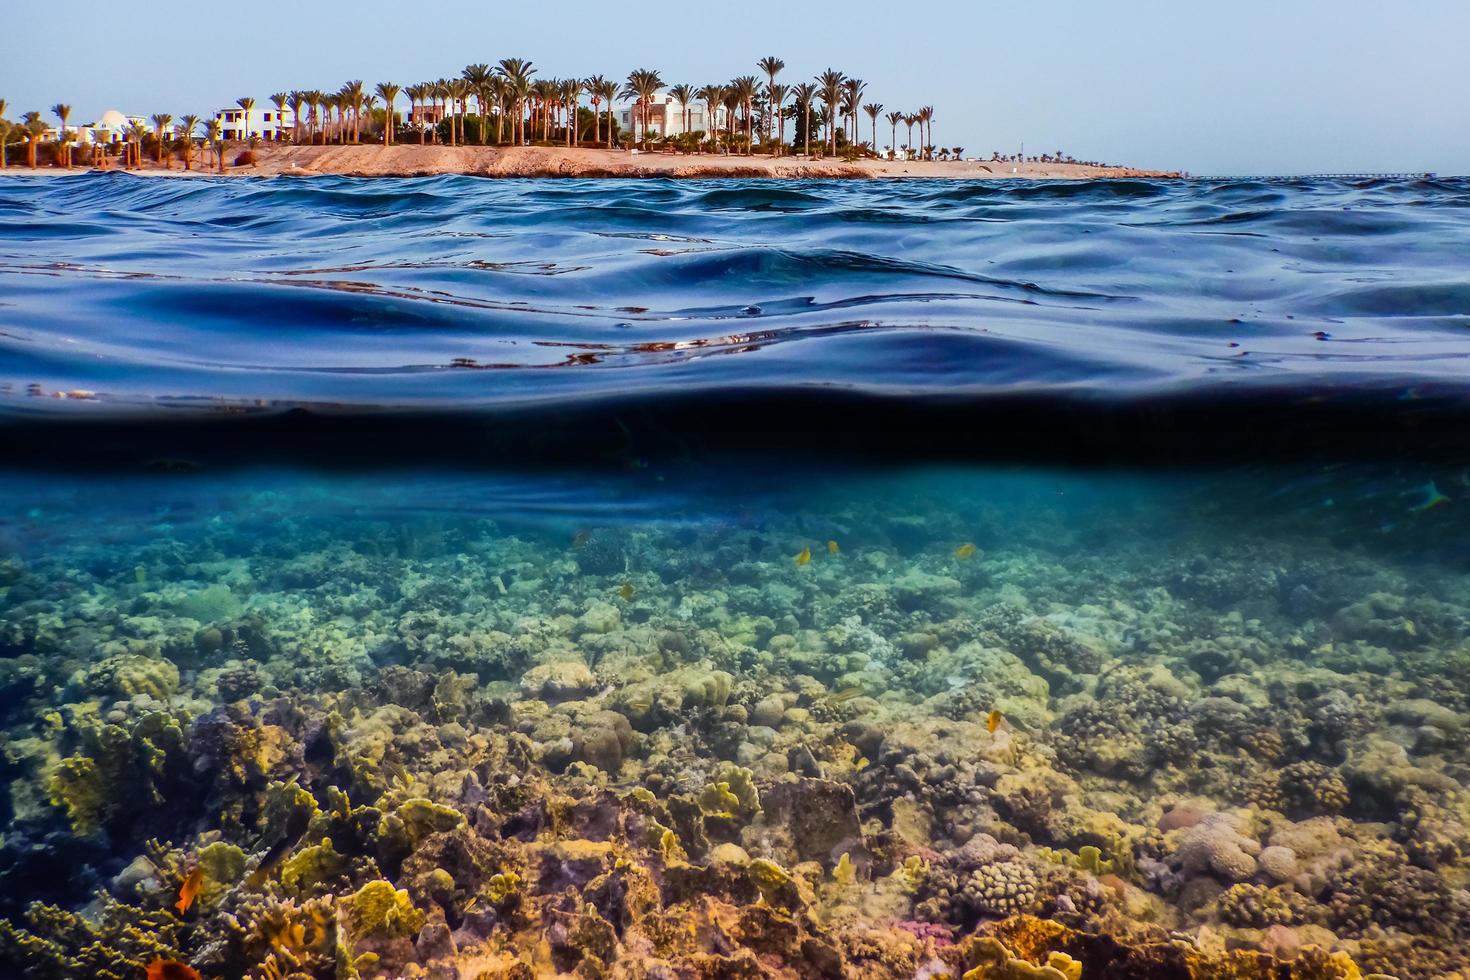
[5,0,1467,176]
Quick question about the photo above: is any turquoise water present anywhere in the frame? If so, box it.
[2,174,1470,979]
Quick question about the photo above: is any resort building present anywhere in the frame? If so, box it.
[618,95,714,139]
[212,106,297,142]
[408,104,447,128]
[43,109,137,146]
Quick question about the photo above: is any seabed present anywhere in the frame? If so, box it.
[0,466,1466,979]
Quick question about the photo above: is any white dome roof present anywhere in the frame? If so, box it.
[98,109,128,129]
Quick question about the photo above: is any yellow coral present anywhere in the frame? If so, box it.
[348,880,425,939]
[487,871,521,905]
[833,852,856,887]
[697,763,761,822]
[46,756,105,836]
[279,838,348,897]
[961,937,1082,980]
[748,858,803,910]
[899,854,929,893]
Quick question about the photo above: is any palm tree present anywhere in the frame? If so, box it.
[151,113,173,167]
[903,113,916,159]
[269,93,287,142]
[585,75,609,145]
[721,88,741,151]
[304,91,322,143]
[792,83,817,157]
[375,83,400,145]
[497,59,535,145]
[729,76,758,154]
[816,69,845,155]
[462,63,492,144]
[206,118,223,172]
[842,79,865,153]
[864,103,882,157]
[23,111,45,169]
[286,92,306,142]
[560,78,582,145]
[176,114,200,170]
[593,77,618,148]
[667,84,695,141]
[756,56,784,147]
[51,104,72,167]
[487,75,510,145]
[620,69,663,149]
[768,83,788,153]
[886,111,902,160]
[125,120,147,169]
[236,97,255,143]
[917,106,934,160]
[341,81,365,142]
[530,79,556,142]
[0,100,10,171]
[698,84,727,152]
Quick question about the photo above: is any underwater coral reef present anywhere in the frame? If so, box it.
[1,468,1466,979]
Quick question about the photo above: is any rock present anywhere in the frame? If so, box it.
[708,843,751,866]
[750,694,786,728]
[520,661,596,701]
[760,778,865,868]
[578,601,621,634]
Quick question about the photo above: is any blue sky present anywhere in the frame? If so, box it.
[6,0,1467,175]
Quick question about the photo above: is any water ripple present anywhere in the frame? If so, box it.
[1,172,1469,419]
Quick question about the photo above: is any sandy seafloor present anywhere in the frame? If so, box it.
[1,465,1467,979]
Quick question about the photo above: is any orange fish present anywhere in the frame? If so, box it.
[618,582,635,601]
[175,865,203,915]
[986,709,1004,733]
[955,543,978,559]
[147,960,202,980]
[794,546,811,566]
[827,540,839,554]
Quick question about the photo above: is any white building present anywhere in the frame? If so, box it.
[44,109,136,146]
[213,106,296,142]
[619,95,714,139]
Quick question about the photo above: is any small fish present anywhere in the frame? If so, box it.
[986,709,1005,734]
[1408,481,1450,514]
[827,540,840,554]
[828,687,865,703]
[572,529,592,548]
[618,582,635,601]
[175,865,203,915]
[795,546,811,566]
[147,960,202,980]
[955,543,979,559]
[385,760,413,790]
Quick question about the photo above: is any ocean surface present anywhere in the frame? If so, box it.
[1,173,1469,979]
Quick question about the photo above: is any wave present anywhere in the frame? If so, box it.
[1,172,1468,465]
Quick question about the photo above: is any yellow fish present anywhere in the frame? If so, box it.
[955,543,978,559]
[175,865,203,915]
[619,582,635,601]
[827,540,840,554]
[795,546,811,566]
[986,709,1004,734]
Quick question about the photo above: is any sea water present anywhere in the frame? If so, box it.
[1,174,1469,979]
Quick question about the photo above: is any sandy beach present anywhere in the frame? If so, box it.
[8,144,1179,179]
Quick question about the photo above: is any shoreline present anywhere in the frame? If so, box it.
[2,143,1180,180]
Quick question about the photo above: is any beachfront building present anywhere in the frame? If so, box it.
[618,95,713,139]
[43,109,137,147]
[408,103,446,128]
[213,106,297,142]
